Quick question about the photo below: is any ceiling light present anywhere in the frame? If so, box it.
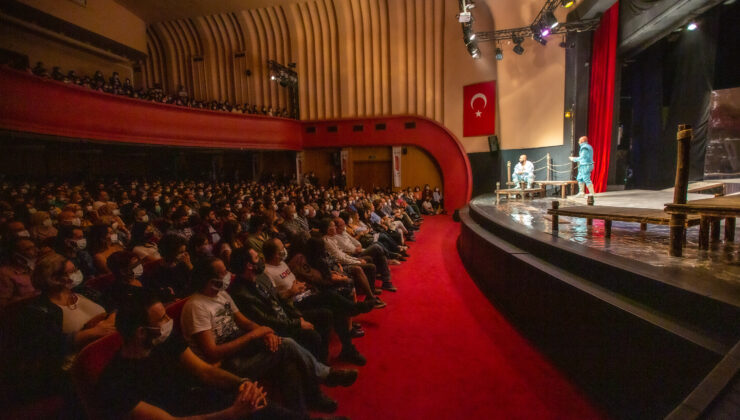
[544,12,559,29]
[533,32,548,45]
[687,22,698,31]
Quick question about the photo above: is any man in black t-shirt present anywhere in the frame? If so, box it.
[96,291,306,420]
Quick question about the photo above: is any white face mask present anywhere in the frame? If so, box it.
[71,238,87,250]
[212,272,232,291]
[112,222,119,230]
[132,264,144,278]
[279,249,288,261]
[16,230,30,238]
[150,319,173,346]
[71,218,82,226]
[68,270,84,288]
[141,215,149,223]
[112,209,121,216]
[28,208,37,214]
[110,233,119,243]
[43,219,53,227]
[75,210,84,217]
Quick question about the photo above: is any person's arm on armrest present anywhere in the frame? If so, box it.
[192,325,271,364]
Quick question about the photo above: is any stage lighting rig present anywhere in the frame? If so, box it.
[495,47,503,60]
[473,0,599,57]
[268,60,298,87]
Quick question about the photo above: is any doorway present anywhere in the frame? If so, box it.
[352,161,392,192]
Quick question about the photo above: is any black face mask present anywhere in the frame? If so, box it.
[253,258,266,275]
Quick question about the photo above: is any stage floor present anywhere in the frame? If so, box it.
[471,190,740,306]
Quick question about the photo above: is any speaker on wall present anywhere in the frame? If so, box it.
[488,135,499,153]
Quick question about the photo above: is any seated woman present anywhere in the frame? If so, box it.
[128,221,162,263]
[97,203,130,245]
[142,233,193,301]
[215,220,244,267]
[1,253,115,402]
[28,210,57,243]
[106,250,152,310]
[89,224,124,274]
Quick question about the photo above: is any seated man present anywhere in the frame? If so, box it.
[181,257,352,414]
[329,217,396,293]
[229,246,334,364]
[96,291,304,420]
[512,154,535,189]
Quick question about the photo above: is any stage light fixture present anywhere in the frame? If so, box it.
[687,22,698,31]
[564,110,573,119]
[532,30,548,46]
[467,42,481,59]
[561,0,574,8]
[513,43,524,55]
[544,12,559,29]
[495,48,503,61]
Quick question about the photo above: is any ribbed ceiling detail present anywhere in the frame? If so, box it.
[141,0,444,121]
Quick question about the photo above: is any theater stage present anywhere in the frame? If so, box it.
[458,188,740,419]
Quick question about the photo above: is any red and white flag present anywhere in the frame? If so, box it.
[463,81,496,137]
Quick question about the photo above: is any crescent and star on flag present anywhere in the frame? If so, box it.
[470,93,487,118]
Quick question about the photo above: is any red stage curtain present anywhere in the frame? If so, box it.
[587,2,619,193]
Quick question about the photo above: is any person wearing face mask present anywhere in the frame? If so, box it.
[0,238,39,308]
[245,215,271,258]
[106,250,159,311]
[229,247,335,365]
[29,210,58,243]
[143,234,193,301]
[181,257,342,414]
[55,225,96,279]
[2,253,115,402]
[95,291,306,420]
[129,221,162,263]
[90,224,124,274]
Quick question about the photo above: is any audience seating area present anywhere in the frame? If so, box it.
[0,177,443,418]
[1,60,294,119]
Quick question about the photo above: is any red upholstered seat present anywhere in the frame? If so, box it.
[71,333,123,418]
[166,297,188,333]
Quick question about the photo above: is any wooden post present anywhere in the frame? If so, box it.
[547,153,552,181]
[507,161,512,185]
[699,216,710,250]
[552,201,559,234]
[726,218,736,242]
[711,218,721,243]
[586,195,594,226]
[669,124,693,257]
[640,223,647,231]
[605,220,612,238]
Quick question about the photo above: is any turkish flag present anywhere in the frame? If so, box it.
[463,81,496,137]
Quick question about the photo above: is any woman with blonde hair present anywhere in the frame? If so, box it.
[29,210,58,243]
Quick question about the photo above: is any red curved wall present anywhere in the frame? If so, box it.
[302,117,472,210]
[0,68,472,209]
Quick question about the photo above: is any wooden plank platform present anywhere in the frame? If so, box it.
[539,180,579,198]
[495,186,546,201]
[547,205,701,238]
[665,195,740,249]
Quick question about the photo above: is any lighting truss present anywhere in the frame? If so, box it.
[476,18,601,43]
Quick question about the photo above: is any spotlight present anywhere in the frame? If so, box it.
[495,48,503,61]
[532,28,548,46]
[687,22,698,31]
[270,75,277,81]
[463,26,476,44]
[543,11,559,29]
[564,110,573,119]
[561,0,574,8]
[541,27,551,37]
[513,44,524,55]
[467,42,481,59]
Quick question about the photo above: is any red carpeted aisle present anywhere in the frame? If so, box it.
[323,215,605,419]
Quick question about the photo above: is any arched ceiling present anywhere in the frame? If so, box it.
[114,0,304,23]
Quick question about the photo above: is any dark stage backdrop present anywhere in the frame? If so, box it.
[623,7,724,189]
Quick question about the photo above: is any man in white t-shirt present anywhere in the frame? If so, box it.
[180,256,353,414]
[512,154,535,189]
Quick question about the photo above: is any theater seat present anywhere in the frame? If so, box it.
[84,272,115,293]
[71,333,123,418]
[166,297,188,333]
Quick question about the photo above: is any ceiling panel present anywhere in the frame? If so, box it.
[114,0,303,23]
